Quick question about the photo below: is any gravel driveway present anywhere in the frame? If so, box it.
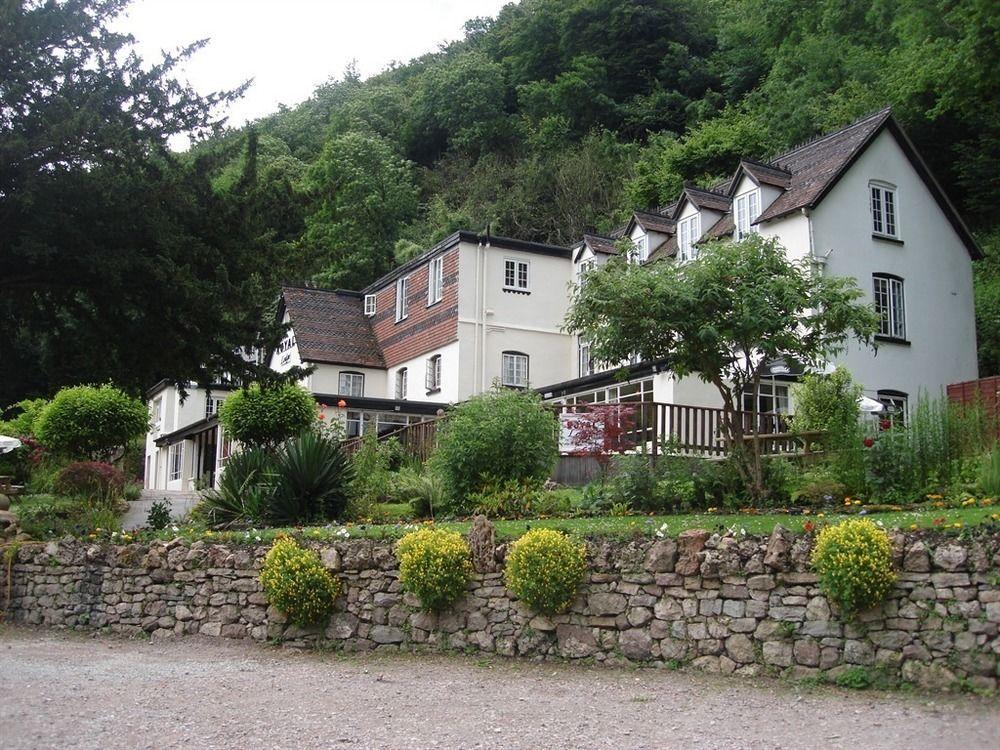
[1,626,997,750]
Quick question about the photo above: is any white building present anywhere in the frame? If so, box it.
[144,108,979,489]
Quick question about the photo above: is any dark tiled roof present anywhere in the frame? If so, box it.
[734,159,792,190]
[583,233,621,255]
[280,287,385,369]
[703,214,735,240]
[632,210,676,235]
[755,108,891,223]
[677,183,733,215]
[646,236,678,262]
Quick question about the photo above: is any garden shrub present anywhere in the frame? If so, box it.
[267,429,353,524]
[347,432,399,518]
[791,367,861,444]
[980,447,1000,497]
[259,536,341,627]
[429,385,558,506]
[607,454,659,511]
[35,384,148,459]
[811,519,896,616]
[55,461,125,504]
[504,529,587,614]
[396,528,472,611]
[392,467,450,519]
[146,499,172,530]
[467,476,547,519]
[218,382,317,448]
[790,465,848,505]
[12,494,120,538]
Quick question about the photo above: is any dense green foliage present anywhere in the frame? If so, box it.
[259,536,341,627]
[34,385,148,460]
[504,528,587,614]
[430,386,559,504]
[218,383,317,448]
[396,528,472,611]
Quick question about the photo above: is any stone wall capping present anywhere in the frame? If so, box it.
[4,529,998,690]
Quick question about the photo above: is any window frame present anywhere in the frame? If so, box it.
[877,389,908,425]
[364,294,377,317]
[338,371,365,398]
[578,338,593,377]
[204,394,223,420]
[168,443,182,482]
[395,368,408,400]
[870,181,899,239]
[425,354,442,393]
[151,397,163,433]
[427,256,444,306]
[873,273,907,341]
[501,350,529,389]
[734,188,761,240]
[395,275,410,322]
[632,234,648,263]
[677,214,701,261]
[503,258,530,292]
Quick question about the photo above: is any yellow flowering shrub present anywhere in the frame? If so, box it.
[810,519,896,616]
[259,535,341,627]
[504,529,587,614]
[396,528,472,611]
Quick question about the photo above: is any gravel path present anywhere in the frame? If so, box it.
[1,626,997,750]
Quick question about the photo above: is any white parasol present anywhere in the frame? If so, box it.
[858,396,885,414]
[0,435,23,454]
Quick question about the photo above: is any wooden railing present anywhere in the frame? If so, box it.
[554,402,821,458]
[340,402,820,462]
[341,417,443,463]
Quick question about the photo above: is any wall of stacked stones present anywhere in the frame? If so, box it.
[5,528,999,690]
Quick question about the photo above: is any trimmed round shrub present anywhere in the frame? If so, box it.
[811,519,896,616]
[504,529,587,614]
[218,383,317,448]
[35,384,148,459]
[55,461,126,503]
[259,536,341,627]
[396,528,472,611]
[429,385,558,508]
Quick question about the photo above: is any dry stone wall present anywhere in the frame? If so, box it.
[5,528,999,691]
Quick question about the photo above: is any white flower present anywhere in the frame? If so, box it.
[171,525,179,532]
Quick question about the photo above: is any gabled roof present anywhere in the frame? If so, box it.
[646,236,678,262]
[730,159,792,191]
[703,214,735,240]
[629,210,676,236]
[279,286,385,369]
[672,183,733,218]
[581,233,621,256]
[754,108,892,224]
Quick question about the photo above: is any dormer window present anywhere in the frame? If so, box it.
[734,189,761,240]
[632,235,648,263]
[870,182,898,238]
[678,214,701,261]
[364,294,376,317]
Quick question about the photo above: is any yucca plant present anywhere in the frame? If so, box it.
[197,446,273,526]
[267,430,354,525]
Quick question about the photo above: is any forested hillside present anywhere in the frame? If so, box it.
[2,0,998,404]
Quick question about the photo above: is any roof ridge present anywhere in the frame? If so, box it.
[683,181,730,197]
[740,157,791,175]
[282,283,363,298]
[770,106,892,163]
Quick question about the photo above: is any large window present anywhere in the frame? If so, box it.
[502,351,529,388]
[168,443,182,482]
[678,214,701,261]
[395,276,409,322]
[395,368,408,400]
[204,395,223,419]
[425,354,442,392]
[578,338,593,377]
[364,294,376,317]
[742,382,790,415]
[338,371,364,397]
[734,189,761,240]
[428,256,444,305]
[151,397,163,433]
[503,258,530,291]
[873,274,906,340]
[870,182,898,238]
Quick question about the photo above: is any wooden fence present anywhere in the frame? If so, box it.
[340,402,821,462]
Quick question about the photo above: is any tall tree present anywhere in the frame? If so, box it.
[0,0,280,403]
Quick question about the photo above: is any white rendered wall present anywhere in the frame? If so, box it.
[385,339,461,404]
[808,129,978,402]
